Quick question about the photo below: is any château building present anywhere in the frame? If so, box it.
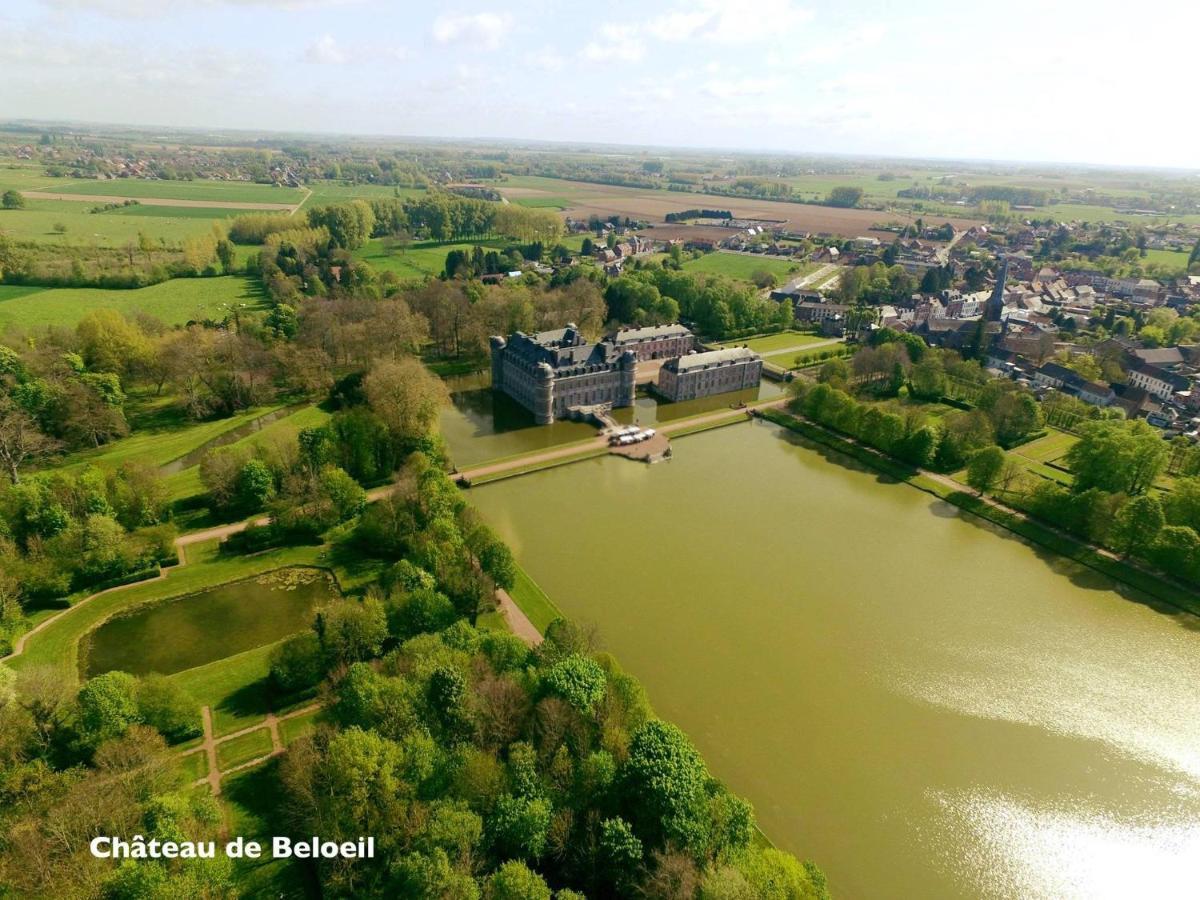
[655,347,763,401]
[490,324,639,424]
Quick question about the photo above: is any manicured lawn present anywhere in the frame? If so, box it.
[508,564,563,632]
[1012,429,1078,464]
[179,750,209,782]
[170,639,295,737]
[0,275,268,329]
[682,251,814,283]
[279,708,327,746]
[216,728,274,771]
[716,331,828,354]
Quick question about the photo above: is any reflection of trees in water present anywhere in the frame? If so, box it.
[451,388,538,436]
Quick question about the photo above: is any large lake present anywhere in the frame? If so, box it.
[465,421,1200,899]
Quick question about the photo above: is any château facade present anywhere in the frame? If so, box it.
[490,324,639,424]
[655,347,764,401]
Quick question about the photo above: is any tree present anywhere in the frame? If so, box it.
[136,675,202,741]
[0,396,60,483]
[315,596,388,667]
[269,632,325,693]
[1,190,24,210]
[489,794,551,860]
[826,186,863,208]
[485,860,551,900]
[1066,419,1168,495]
[542,654,607,713]
[363,358,449,451]
[966,446,1006,495]
[76,671,141,747]
[622,720,710,854]
[235,458,276,511]
[1111,494,1164,557]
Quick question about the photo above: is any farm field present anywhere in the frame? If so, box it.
[681,251,816,283]
[497,174,984,238]
[25,178,305,206]
[0,199,249,244]
[0,275,267,329]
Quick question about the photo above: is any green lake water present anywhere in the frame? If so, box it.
[467,421,1200,899]
[440,371,783,467]
[81,568,337,678]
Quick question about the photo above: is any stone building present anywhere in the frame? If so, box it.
[490,324,637,424]
[609,324,695,360]
[655,347,763,401]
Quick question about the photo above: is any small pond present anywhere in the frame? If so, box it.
[81,567,339,678]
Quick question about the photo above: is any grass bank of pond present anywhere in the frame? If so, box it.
[467,419,1200,899]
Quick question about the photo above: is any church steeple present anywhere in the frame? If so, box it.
[986,257,1008,322]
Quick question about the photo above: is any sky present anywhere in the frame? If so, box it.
[0,0,1197,169]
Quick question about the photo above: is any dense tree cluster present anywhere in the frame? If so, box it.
[275,616,828,899]
[0,665,223,897]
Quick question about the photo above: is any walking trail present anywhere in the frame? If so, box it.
[187,702,321,795]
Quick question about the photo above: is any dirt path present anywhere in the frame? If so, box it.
[198,706,222,795]
[185,702,321,793]
[20,191,300,211]
[497,589,542,645]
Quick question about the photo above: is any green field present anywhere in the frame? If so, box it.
[31,179,305,206]
[1142,248,1192,269]
[0,275,268,330]
[179,750,208,782]
[355,237,510,280]
[715,331,829,354]
[681,251,814,283]
[99,204,253,219]
[513,196,570,209]
[0,200,244,245]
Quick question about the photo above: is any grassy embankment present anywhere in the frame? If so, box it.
[761,408,1200,616]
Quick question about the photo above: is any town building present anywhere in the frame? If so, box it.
[490,325,637,424]
[1127,362,1191,401]
[655,347,763,401]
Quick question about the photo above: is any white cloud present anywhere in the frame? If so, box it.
[431,12,513,50]
[528,48,565,72]
[41,0,362,15]
[648,0,813,44]
[582,24,644,62]
[702,77,777,100]
[304,34,346,64]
